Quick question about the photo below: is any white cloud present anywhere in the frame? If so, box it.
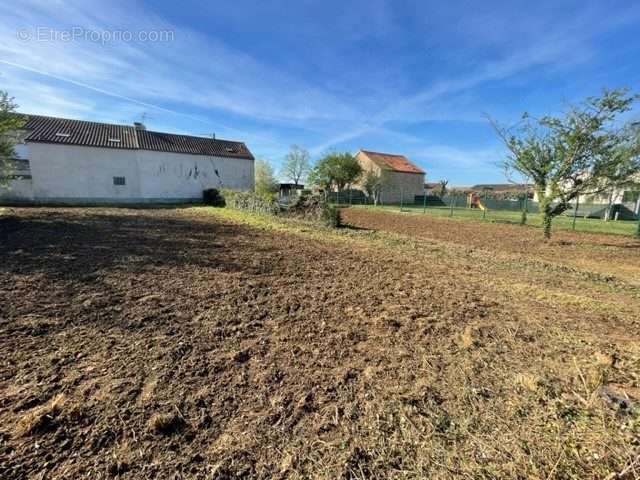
[1,0,638,183]
[308,2,640,153]
[0,0,360,126]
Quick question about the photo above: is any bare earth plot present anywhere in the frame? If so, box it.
[343,207,640,286]
[1,207,639,479]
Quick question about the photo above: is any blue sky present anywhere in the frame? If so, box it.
[1,0,639,185]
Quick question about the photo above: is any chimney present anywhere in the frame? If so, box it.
[133,122,146,131]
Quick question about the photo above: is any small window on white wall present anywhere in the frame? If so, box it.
[113,176,126,186]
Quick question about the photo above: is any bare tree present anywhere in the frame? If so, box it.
[438,179,449,197]
[490,88,640,239]
[281,145,311,185]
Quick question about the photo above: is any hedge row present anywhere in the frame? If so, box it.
[204,188,341,228]
[221,189,281,215]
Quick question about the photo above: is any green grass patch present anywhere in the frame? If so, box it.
[356,204,638,236]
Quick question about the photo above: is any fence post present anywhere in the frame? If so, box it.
[572,197,579,230]
[423,189,427,214]
[349,188,352,206]
[482,191,487,220]
[449,194,455,217]
[400,186,404,212]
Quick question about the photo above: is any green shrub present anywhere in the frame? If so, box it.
[222,189,280,215]
[287,193,341,228]
[202,188,225,207]
[321,203,341,228]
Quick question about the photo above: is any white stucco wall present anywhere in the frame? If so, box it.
[0,142,34,202]
[1,142,254,203]
[0,179,34,201]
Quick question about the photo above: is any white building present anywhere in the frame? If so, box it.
[1,115,255,204]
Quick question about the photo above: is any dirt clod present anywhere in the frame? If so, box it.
[148,412,186,435]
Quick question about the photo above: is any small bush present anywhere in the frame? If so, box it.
[321,204,341,228]
[287,193,341,228]
[203,188,226,207]
[222,189,280,215]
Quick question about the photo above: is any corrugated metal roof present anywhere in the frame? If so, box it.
[358,150,425,174]
[21,114,254,160]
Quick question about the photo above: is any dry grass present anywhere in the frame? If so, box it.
[1,207,639,479]
[201,206,640,479]
[14,394,66,437]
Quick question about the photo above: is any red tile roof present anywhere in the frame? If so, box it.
[358,150,425,174]
[20,114,254,160]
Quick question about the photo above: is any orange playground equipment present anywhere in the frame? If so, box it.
[468,192,486,210]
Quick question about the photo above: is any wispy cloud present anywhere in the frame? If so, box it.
[1,0,639,184]
[0,0,360,126]
[308,2,640,153]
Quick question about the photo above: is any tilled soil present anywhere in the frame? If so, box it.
[1,207,639,479]
[342,207,640,284]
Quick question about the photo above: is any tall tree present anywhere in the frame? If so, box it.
[0,91,25,187]
[308,152,362,192]
[254,159,279,197]
[491,88,640,239]
[281,145,310,185]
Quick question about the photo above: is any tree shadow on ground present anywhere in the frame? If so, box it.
[339,223,373,232]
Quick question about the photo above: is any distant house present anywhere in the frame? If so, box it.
[424,182,440,193]
[354,149,425,203]
[532,175,640,207]
[0,114,255,204]
[471,183,533,194]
